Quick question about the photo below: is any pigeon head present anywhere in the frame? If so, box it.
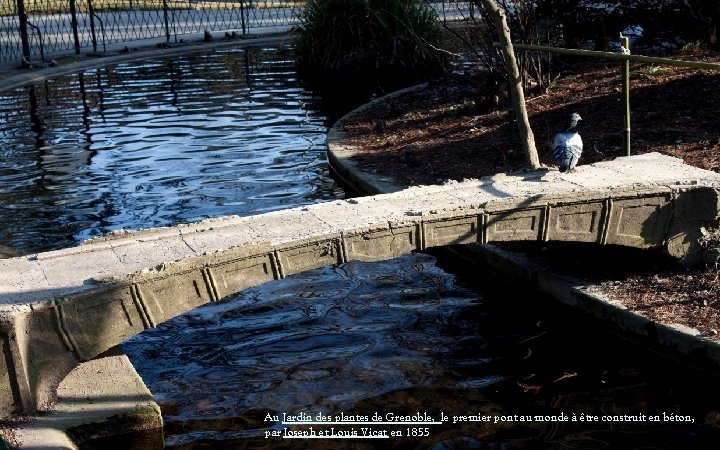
[567,113,582,131]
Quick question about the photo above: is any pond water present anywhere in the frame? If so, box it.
[0,45,341,254]
[1,44,719,449]
[125,251,720,449]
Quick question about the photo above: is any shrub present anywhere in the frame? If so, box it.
[294,0,445,89]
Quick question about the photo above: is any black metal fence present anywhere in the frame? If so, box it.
[0,0,305,65]
[0,1,472,66]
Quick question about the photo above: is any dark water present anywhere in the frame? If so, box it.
[124,252,720,449]
[0,45,341,254]
[1,44,719,449]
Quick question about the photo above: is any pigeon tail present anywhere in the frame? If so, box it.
[554,145,580,172]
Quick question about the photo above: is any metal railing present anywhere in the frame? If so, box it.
[1,0,308,65]
[506,40,720,156]
[1,0,471,66]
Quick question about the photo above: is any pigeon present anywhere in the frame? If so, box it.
[553,113,583,172]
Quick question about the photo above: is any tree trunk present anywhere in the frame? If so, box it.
[710,3,720,50]
[696,0,719,50]
[479,0,540,169]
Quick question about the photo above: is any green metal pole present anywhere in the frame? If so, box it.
[621,35,631,156]
[494,40,720,158]
[501,42,720,71]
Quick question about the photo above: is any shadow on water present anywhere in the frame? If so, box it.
[70,427,164,450]
[120,251,720,450]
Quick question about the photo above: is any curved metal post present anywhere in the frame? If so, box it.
[87,0,98,53]
[163,0,171,42]
[70,0,81,54]
[16,0,30,61]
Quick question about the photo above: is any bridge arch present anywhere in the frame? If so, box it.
[0,152,718,416]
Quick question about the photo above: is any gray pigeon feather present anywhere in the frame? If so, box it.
[553,113,583,172]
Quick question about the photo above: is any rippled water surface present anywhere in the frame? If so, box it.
[0,45,341,254]
[2,44,720,450]
[124,253,720,449]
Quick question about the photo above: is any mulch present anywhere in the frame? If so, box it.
[335,50,720,339]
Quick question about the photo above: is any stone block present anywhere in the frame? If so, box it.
[178,217,266,255]
[385,190,470,215]
[111,234,196,272]
[135,268,214,325]
[0,258,51,304]
[486,208,545,242]
[208,252,278,299]
[0,322,30,416]
[422,213,482,247]
[56,284,147,361]
[37,248,126,293]
[309,200,404,233]
[605,195,672,248]
[342,224,419,261]
[247,209,335,244]
[274,237,343,277]
[25,306,83,412]
[546,201,607,243]
[664,222,706,265]
[57,349,163,448]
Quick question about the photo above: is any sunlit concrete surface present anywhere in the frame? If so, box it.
[1,151,719,423]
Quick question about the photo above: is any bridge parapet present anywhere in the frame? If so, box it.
[0,152,718,416]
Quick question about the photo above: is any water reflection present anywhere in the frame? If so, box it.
[0,45,342,254]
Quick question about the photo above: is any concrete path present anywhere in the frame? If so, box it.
[3,152,719,306]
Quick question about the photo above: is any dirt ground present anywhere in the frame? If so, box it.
[336,49,720,340]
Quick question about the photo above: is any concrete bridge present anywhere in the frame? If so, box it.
[0,152,719,417]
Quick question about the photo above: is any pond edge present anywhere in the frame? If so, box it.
[326,83,720,375]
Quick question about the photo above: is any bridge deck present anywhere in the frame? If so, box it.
[0,152,719,416]
[1,152,719,307]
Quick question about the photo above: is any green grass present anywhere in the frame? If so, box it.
[631,64,666,79]
[679,40,706,54]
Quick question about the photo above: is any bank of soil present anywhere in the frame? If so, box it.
[336,50,720,340]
